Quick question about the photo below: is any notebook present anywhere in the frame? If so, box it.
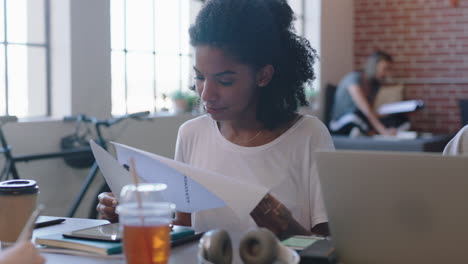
[35,234,122,256]
[36,224,200,256]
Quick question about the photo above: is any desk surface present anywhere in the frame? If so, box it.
[34,216,199,264]
[332,134,453,152]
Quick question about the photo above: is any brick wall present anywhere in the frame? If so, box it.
[354,0,468,133]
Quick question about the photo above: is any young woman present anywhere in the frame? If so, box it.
[98,0,333,238]
[329,51,398,136]
[444,125,468,155]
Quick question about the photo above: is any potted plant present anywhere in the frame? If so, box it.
[305,88,319,111]
[171,90,199,113]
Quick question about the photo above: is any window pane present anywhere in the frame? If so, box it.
[6,0,27,43]
[288,0,303,35]
[156,54,180,109]
[181,55,191,92]
[294,19,303,36]
[111,0,194,114]
[288,0,302,15]
[7,45,27,116]
[7,45,47,117]
[126,0,153,51]
[127,52,154,113]
[111,0,124,50]
[6,0,44,43]
[26,0,45,43]
[0,45,5,115]
[155,0,180,54]
[180,0,190,55]
[25,46,47,116]
[0,0,4,42]
[111,51,126,116]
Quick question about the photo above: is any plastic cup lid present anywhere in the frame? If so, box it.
[0,180,38,195]
[116,202,176,218]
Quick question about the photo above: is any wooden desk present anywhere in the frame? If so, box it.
[33,216,199,264]
[332,134,453,152]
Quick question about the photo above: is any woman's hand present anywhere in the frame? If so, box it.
[379,127,397,136]
[250,193,312,239]
[250,194,290,235]
[97,192,119,222]
[0,241,45,264]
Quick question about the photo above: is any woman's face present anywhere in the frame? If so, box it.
[375,60,391,81]
[193,45,260,121]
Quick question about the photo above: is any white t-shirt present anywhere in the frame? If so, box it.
[443,125,468,156]
[174,114,334,233]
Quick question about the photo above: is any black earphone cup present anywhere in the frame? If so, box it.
[239,228,279,264]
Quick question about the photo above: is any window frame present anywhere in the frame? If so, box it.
[111,0,192,115]
[1,0,51,116]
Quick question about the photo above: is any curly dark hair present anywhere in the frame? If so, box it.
[189,0,317,130]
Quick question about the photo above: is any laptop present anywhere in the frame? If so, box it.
[316,150,468,264]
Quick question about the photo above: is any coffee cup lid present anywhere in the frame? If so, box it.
[0,180,39,195]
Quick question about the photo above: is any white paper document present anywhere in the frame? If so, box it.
[90,141,131,201]
[90,141,268,218]
[377,100,424,115]
[114,143,225,213]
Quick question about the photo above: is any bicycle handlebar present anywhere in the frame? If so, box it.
[63,111,150,126]
[0,116,18,124]
[63,114,92,123]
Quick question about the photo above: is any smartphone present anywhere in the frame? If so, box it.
[63,223,121,242]
[281,235,323,250]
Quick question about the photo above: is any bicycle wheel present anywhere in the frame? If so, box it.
[88,182,111,219]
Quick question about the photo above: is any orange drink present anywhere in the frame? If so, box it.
[116,183,175,264]
[123,225,171,264]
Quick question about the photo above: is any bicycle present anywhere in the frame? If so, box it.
[0,111,151,218]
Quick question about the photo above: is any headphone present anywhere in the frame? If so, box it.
[198,228,287,264]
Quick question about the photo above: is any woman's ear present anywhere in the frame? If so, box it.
[256,65,275,87]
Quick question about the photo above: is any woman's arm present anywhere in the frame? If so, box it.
[250,194,329,239]
[347,84,396,136]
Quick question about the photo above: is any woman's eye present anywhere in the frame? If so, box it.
[219,80,234,86]
[194,76,204,81]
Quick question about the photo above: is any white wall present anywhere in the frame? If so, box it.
[319,0,354,120]
[69,0,112,118]
[320,0,354,89]
[301,0,354,120]
[2,114,192,217]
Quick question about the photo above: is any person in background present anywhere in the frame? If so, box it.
[97,0,333,238]
[329,51,400,136]
[0,241,45,264]
[443,125,468,155]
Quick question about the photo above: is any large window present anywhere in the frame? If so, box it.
[288,0,305,36]
[111,0,191,115]
[110,0,311,115]
[0,0,50,117]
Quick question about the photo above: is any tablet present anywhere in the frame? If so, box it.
[63,223,203,246]
[281,235,322,251]
[63,223,121,242]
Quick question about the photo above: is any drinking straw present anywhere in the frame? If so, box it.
[129,158,144,224]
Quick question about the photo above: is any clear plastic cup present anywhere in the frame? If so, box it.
[116,183,175,264]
